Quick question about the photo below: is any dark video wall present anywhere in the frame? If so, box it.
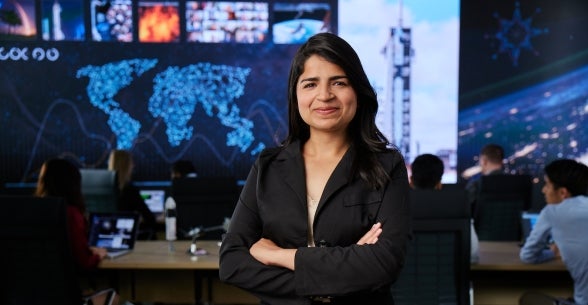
[0,0,336,183]
[458,0,588,183]
[4,0,586,187]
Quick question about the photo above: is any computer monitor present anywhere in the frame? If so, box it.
[171,177,239,240]
[139,189,166,215]
[80,169,119,213]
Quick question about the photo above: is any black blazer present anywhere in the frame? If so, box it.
[219,141,411,305]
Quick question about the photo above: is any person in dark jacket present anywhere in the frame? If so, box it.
[465,143,505,206]
[219,32,411,305]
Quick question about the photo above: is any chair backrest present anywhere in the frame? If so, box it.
[392,188,471,305]
[80,169,119,213]
[171,177,239,240]
[0,195,82,305]
[474,174,533,241]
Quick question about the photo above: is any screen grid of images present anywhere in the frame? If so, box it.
[1,0,332,44]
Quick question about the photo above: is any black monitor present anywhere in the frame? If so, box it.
[80,169,119,213]
[474,174,533,241]
[171,176,239,240]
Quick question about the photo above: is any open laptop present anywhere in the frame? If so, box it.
[520,211,541,245]
[88,212,140,259]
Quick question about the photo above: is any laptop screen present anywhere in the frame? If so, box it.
[521,211,540,242]
[88,212,139,251]
[139,189,166,214]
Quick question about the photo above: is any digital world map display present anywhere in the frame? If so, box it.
[1,0,336,183]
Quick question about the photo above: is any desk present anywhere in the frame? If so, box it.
[474,241,567,271]
[472,241,573,305]
[99,240,220,270]
[98,240,258,304]
[99,241,573,305]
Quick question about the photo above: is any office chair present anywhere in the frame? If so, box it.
[80,169,119,213]
[474,174,533,241]
[171,176,239,240]
[0,195,119,305]
[392,188,471,305]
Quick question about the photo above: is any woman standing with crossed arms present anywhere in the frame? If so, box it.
[219,32,411,305]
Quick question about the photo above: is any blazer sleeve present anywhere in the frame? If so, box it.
[293,153,411,296]
[219,159,300,299]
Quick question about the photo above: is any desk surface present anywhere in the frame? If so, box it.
[99,240,221,270]
[100,240,567,272]
[473,241,566,271]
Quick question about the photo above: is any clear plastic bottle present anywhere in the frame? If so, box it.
[164,196,177,241]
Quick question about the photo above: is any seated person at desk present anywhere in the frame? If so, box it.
[171,160,198,179]
[410,153,480,263]
[35,159,108,271]
[108,149,156,240]
[520,159,588,305]
[465,143,505,205]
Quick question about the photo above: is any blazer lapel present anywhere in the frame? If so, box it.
[275,141,307,209]
[319,147,353,207]
[274,141,354,211]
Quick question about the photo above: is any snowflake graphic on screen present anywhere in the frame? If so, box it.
[487,2,548,67]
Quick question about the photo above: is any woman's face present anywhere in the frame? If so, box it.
[296,55,357,135]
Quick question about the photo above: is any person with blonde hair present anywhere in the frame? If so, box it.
[108,149,156,240]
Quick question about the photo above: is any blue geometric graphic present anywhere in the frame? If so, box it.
[488,2,548,67]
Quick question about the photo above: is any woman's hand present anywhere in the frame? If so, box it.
[90,246,108,260]
[250,238,296,270]
[357,222,382,245]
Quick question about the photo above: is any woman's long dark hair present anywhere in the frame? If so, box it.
[35,158,86,213]
[284,32,394,190]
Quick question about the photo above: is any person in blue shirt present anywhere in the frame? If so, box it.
[520,159,588,305]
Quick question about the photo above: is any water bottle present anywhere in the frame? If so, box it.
[165,196,177,241]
